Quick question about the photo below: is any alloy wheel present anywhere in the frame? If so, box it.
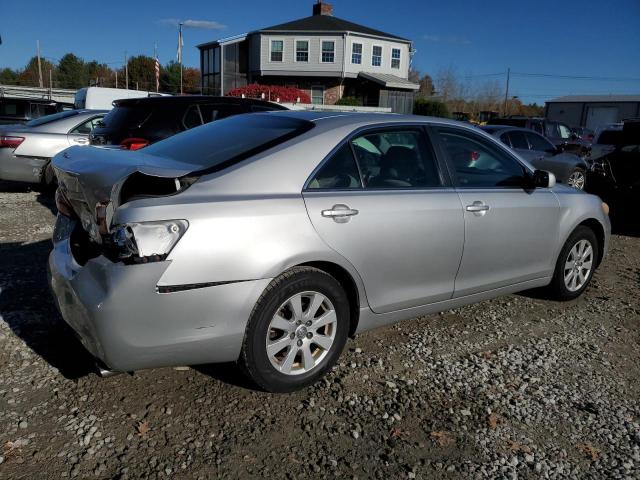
[567,170,586,190]
[265,291,337,375]
[563,239,593,292]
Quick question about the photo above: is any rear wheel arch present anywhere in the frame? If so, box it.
[297,261,361,337]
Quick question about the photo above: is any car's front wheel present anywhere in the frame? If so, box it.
[546,226,599,300]
[240,267,350,392]
[567,167,586,190]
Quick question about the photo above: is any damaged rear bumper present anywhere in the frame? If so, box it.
[48,218,270,372]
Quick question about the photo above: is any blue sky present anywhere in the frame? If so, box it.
[1,0,639,104]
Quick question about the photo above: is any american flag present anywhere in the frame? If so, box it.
[154,57,160,93]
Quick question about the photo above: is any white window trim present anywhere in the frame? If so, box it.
[269,38,285,63]
[319,38,337,63]
[371,44,383,67]
[351,41,363,65]
[311,85,325,105]
[294,38,310,63]
[391,47,401,69]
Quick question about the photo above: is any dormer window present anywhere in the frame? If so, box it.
[321,40,335,63]
[270,40,284,62]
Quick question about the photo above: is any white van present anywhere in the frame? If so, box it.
[74,87,169,110]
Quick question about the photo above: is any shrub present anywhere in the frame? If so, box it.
[226,84,311,103]
[335,96,363,106]
[413,98,450,118]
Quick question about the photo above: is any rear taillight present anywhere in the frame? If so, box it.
[0,136,25,148]
[55,188,75,218]
[120,138,149,151]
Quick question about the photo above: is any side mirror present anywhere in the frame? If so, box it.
[531,170,556,188]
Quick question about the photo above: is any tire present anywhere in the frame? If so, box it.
[566,167,586,190]
[240,267,350,393]
[546,226,599,301]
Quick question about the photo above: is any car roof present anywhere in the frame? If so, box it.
[260,110,475,129]
[113,95,288,109]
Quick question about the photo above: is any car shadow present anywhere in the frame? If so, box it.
[192,363,262,391]
[0,239,95,379]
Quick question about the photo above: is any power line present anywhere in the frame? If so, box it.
[511,71,640,82]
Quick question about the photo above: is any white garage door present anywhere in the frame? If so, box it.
[586,106,619,130]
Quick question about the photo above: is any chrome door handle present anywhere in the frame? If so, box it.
[321,204,359,223]
[465,201,490,216]
[73,137,89,144]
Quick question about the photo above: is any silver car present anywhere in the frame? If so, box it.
[481,125,590,190]
[0,109,107,186]
[48,112,611,392]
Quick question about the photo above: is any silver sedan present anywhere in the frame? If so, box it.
[48,112,611,392]
[481,125,590,190]
[0,109,106,186]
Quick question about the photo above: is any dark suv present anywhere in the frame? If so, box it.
[0,98,67,125]
[487,116,589,157]
[90,96,288,149]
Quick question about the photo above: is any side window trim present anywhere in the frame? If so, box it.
[303,123,451,192]
[430,125,533,190]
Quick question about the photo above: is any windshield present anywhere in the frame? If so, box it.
[144,114,314,171]
[26,110,80,127]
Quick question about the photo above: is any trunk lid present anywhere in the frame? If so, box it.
[52,145,198,242]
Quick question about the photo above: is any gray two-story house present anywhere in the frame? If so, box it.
[197,1,419,112]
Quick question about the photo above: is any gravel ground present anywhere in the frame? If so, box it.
[0,181,639,479]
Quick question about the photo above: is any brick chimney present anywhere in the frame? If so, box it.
[313,1,333,16]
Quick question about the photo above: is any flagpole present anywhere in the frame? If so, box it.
[154,42,159,93]
[178,23,184,95]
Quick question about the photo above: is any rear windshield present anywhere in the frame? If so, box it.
[0,101,26,117]
[26,110,80,127]
[144,114,314,171]
[98,106,151,129]
[596,130,623,145]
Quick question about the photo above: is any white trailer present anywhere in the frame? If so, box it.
[74,87,169,110]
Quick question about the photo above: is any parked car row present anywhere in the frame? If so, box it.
[0,97,71,125]
[0,96,287,187]
[480,125,589,190]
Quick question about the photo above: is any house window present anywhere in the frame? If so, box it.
[391,48,401,69]
[311,86,324,105]
[296,40,309,62]
[270,40,283,62]
[351,43,362,64]
[372,45,382,67]
[321,40,335,63]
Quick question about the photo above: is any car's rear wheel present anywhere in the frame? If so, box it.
[546,226,598,300]
[567,167,586,190]
[240,267,350,392]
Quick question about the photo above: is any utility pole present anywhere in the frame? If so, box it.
[36,40,43,88]
[48,69,52,99]
[503,67,511,117]
[115,69,118,88]
[125,52,129,90]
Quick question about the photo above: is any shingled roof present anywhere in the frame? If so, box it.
[258,15,410,42]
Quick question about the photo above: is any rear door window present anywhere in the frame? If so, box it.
[307,144,362,189]
[525,132,555,152]
[507,131,529,150]
[350,129,442,189]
